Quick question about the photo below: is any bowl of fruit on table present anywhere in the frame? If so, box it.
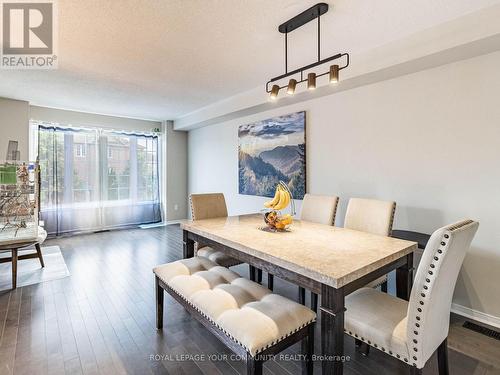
[261,181,296,232]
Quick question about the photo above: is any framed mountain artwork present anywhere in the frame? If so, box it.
[238,111,306,199]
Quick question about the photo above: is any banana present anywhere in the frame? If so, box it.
[273,188,290,211]
[264,186,282,208]
[272,189,286,210]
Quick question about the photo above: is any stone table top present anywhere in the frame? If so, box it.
[180,214,417,288]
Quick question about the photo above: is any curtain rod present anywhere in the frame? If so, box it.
[31,120,161,137]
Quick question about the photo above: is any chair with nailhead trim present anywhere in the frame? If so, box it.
[343,219,479,374]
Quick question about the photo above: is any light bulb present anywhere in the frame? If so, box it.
[307,73,316,90]
[270,84,280,100]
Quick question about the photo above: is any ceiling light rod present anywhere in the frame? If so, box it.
[266,3,350,95]
[281,3,328,75]
[269,53,348,83]
[267,54,348,93]
[278,3,329,34]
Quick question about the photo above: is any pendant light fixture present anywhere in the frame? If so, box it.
[266,3,349,100]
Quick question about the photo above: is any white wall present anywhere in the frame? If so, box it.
[164,121,188,220]
[188,51,500,323]
[0,97,29,159]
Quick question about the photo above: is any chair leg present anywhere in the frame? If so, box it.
[267,273,274,291]
[356,341,370,356]
[155,277,164,329]
[301,324,314,375]
[410,367,422,375]
[246,354,263,375]
[298,286,306,305]
[249,265,256,281]
[35,243,45,268]
[311,292,318,312]
[362,343,370,356]
[11,249,18,289]
[437,338,449,375]
[257,269,262,284]
[381,280,388,293]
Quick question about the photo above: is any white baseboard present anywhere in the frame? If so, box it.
[139,220,183,229]
[164,219,183,225]
[451,303,500,329]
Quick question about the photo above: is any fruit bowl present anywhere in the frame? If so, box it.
[261,181,296,232]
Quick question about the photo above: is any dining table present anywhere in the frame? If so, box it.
[180,214,418,375]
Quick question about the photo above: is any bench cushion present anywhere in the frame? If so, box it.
[154,257,316,355]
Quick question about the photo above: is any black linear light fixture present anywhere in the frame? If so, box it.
[266,2,349,100]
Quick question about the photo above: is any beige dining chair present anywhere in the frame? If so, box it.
[189,193,242,267]
[268,193,339,310]
[300,193,339,225]
[344,220,478,375]
[344,197,397,291]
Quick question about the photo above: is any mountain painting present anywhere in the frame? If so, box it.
[238,111,306,199]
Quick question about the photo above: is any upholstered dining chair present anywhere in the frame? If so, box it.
[189,193,246,269]
[344,198,396,291]
[291,194,339,310]
[300,193,339,225]
[344,220,479,375]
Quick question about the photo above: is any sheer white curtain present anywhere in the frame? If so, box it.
[35,123,161,235]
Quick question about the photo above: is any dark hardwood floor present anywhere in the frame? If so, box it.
[0,225,497,375]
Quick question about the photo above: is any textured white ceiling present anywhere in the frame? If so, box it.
[0,0,498,121]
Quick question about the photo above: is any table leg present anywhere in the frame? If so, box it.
[35,243,45,267]
[396,253,414,300]
[249,265,256,281]
[155,277,164,329]
[298,286,306,305]
[183,230,195,259]
[321,284,345,375]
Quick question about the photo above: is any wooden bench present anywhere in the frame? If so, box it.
[154,256,316,375]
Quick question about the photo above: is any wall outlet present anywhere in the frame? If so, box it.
[174,204,178,211]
